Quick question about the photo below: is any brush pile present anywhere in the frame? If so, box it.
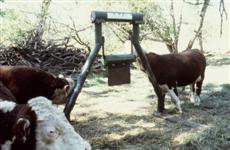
[0,44,102,75]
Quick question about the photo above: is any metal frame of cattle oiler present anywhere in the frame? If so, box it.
[64,11,165,120]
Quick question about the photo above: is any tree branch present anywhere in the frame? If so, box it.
[144,36,165,43]
[183,0,203,5]
[176,2,183,51]
[219,0,228,36]
[70,17,91,51]
[107,24,127,43]
[170,0,177,52]
[32,0,51,49]
[187,0,210,49]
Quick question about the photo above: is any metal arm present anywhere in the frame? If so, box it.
[64,23,102,120]
[132,24,165,112]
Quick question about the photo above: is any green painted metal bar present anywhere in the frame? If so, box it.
[132,24,165,113]
[91,11,143,23]
[64,23,102,120]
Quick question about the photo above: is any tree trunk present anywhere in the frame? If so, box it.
[187,0,210,50]
[219,0,228,36]
[30,0,51,49]
[198,31,204,52]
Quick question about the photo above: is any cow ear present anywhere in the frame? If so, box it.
[14,118,30,143]
[64,85,70,93]
[17,118,30,130]
[58,74,64,78]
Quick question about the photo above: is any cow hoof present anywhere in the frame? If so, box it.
[178,110,183,114]
[153,111,163,117]
[176,106,183,114]
[190,96,195,103]
[194,96,201,106]
[194,103,200,106]
[176,108,183,114]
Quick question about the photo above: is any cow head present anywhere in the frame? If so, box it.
[51,76,74,104]
[35,119,91,150]
[52,85,70,104]
[37,121,61,144]
[28,96,91,150]
[13,118,31,143]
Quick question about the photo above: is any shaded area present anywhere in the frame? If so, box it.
[69,64,230,149]
[205,52,230,66]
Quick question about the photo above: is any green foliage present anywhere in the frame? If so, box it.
[0,11,6,17]
[0,9,32,46]
[129,0,174,42]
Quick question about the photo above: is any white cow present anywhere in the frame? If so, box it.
[0,96,91,150]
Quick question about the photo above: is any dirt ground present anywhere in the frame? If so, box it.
[65,53,230,150]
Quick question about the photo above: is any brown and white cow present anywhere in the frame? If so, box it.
[0,66,71,104]
[137,49,206,113]
[0,101,37,150]
[0,96,91,150]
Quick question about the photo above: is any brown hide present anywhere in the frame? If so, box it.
[0,66,69,104]
[144,49,206,88]
[0,81,16,101]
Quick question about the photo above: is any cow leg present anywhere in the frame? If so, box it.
[171,86,178,104]
[168,89,182,113]
[191,75,203,106]
[173,86,178,96]
[190,84,195,103]
[194,81,203,106]
[160,84,182,113]
[1,140,14,150]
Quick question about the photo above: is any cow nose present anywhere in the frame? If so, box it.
[22,136,27,143]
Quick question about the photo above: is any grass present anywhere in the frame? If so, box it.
[67,54,230,150]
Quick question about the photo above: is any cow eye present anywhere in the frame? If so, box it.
[50,130,54,133]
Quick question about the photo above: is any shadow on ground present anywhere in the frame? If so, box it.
[68,52,230,149]
[205,52,230,66]
[71,69,230,150]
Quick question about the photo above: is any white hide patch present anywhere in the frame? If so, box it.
[190,87,201,106]
[196,75,202,82]
[190,92,195,103]
[159,84,182,113]
[1,140,12,150]
[0,101,16,113]
[194,96,201,106]
[1,136,15,150]
[168,89,182,113]
[65,77,74,93]
[27,96,91,150]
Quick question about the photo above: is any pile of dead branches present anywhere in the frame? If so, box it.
[0,44,102,75]
[0,0,101,74]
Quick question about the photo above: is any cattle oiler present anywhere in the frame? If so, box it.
[64,11,165,120]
